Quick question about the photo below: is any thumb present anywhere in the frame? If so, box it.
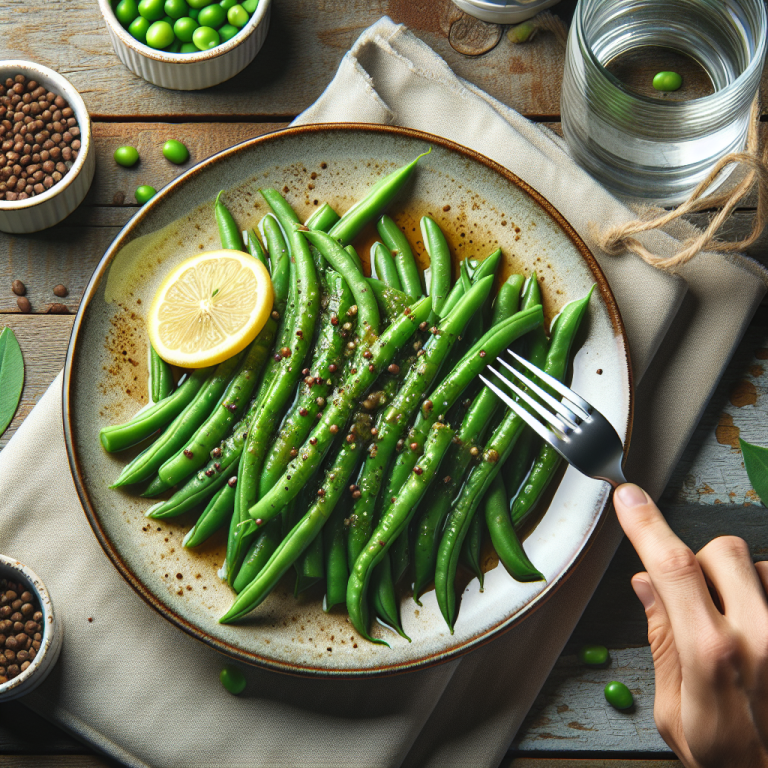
[632,573,683,748]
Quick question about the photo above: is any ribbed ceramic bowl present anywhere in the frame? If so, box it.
[452,0,561,23]
[63,124,632,677]
[0,61,94,234]
[97,0,271,90]
[0,555,63,701]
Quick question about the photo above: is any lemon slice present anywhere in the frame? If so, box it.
[148,250,273,368]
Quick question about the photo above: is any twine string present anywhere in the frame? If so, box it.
[591,98,768,270]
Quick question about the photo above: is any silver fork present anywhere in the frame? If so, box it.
[478,350,627,488]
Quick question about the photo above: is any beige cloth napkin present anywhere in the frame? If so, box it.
[3,17,767,768]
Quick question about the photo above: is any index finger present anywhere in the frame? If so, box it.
[614,483,722,653]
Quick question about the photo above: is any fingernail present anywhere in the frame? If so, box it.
[616,483,648,508]
[632,578,655,610]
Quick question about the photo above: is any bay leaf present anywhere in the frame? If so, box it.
[739,437,768,507]
[0,327,24,437]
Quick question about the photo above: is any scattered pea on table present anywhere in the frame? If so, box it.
[219,665,246,695]
[653,71,682,92]
[135,185,157,204]
[604,680,634,710]
[578,644,608,666]
[162,139,190,164]
[114,146,140,167]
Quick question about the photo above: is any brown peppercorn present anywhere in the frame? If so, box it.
[16,296,30,313]
[47,303,69,314]
[11,279,25,295]
[52,284,68,298]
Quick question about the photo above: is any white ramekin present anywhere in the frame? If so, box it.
[0,61,95,235]
[0,555,63,702]
[97,0,271,91]
[452,0,561,23]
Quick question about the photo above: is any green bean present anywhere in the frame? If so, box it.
[410,275,525,599]
[259,271,354,500]
[294,526,324,595]
[158,321,277,486]
[420,216,451,316]
[221,438,364,623]
[261,214,291,307]
[470,248,502,285]
[346,276,495,570]
[371,553,410,640]
[484,474,543,581]
[380,305,544,509]
[246,296,432,525]
[344,244,365,274]
[183,483,236,549]
[460,506,485,588]
[347,422,454,644]
[215,191,244,251]
[323,499,349,611]
[244,229,268,267]
[305,202,340,232]
[371,242,403,292]
[511,287,594,528]
[298,227,380,340]
[327,149,430,246]
[100,367,212,453]
[367,279,410,322]
[227,190,321,581]
[435,289,592,629]
[232,518,281,593]
[141,474,173,498]
[112,351,246,487]
[376,215,422,299]
[150,345,173,403]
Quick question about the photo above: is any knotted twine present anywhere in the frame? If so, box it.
[592,98,768,271]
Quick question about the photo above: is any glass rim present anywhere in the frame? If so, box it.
[573,0,767,110]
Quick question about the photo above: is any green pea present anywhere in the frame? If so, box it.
[220,0,238,8]
[174,16,198,41]
[218,22,239,41]
[146,19,175,48]
[242,0,258,12]
[128,15,152,42]
[187,0,213,7]
[188,6,199,17]
[192,25,220,49]
[135,185,157,204]
[165,38,182,52]
[219,665,246,695]
[604,680,634,710]
[652,71,682,92]
[198,3,226,27]
[115,0,140,26]
[227,4,248,27]
[164,0,189,17]
[138,0,165,20]
[578,644,608,666]
[114,145,140,167]
[162,139,189,164]
[180,42,199,52]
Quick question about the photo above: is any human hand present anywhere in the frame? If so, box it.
[614,483,768,768]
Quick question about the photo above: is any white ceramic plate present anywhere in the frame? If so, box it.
[63,124,632,676]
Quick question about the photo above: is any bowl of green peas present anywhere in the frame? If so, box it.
[97,0,270,90]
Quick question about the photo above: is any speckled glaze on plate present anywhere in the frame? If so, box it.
[63,124,632,677]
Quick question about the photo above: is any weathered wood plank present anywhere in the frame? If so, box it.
[0,315,74,450]
[512,648,668,752]
[504,762,681,767]
[0,702,88,756]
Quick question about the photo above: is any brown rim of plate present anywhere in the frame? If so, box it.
[62,123,634,678]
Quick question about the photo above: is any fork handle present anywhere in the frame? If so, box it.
[600,462,627,489]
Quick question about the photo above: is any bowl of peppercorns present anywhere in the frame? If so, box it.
[0,555,63,701]
[0,60,95,235]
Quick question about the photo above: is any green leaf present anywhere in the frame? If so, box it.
[0,327,24,437]
[739,437,768,507]
[212,288,219,298]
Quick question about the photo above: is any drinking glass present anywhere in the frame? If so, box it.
[561,0,766,205]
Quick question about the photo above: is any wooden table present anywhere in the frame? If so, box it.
[1,0,766,764]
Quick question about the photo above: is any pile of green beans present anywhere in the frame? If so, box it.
[99,153,594,645]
